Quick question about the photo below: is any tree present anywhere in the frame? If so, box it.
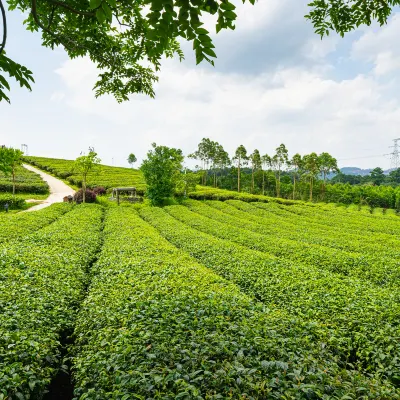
[249,149,261,194]
[306,0,399,38]
[303,152,320,201]
[370,167,385,186]
[213,144,230,188]
[127,153,137,168]
[388,168,400,184]
[318,152,339,197]
[232,145,248,193]
[189,138,216,186]
[0,0,249,103]
[290,153,302,200]
[271,144,289,198]
[141,143,184,205]
[0,147,23,195]
[74,148,101,203]
[261,154,271,196]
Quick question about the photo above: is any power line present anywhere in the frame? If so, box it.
[337,154,387,161]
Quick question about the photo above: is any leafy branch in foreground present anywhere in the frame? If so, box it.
[306,0,400,37]
[1,0,251,102]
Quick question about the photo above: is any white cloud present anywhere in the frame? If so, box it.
[52,50,399,169]
[352,14,400,76]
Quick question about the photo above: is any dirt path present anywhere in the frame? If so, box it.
[23,164,75,212]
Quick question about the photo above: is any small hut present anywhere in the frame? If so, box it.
[111,187,142,205]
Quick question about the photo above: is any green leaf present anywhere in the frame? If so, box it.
[102,2,113,21]
[96,8,107,23]
[202,47,217,58]
[89,0,102,9]
[196,28,209,35]
[107,0,116,7]
[220,2,236,11]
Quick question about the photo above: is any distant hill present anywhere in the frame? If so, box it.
[340,167,394,176]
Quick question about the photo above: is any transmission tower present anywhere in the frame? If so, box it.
[21,144,28,155]
[389,138,400,169]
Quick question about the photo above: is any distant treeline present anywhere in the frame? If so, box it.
[189,138,400,209]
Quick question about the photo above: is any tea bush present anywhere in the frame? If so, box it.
[140,206,400,386]
[73,207,399,398]
[0,204,103,399]
[0,203,72,244]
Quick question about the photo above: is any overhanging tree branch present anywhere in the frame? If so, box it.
[0,0,6,54]
[45,0,95,17]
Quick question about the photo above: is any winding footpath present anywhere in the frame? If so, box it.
[23,164,75,212]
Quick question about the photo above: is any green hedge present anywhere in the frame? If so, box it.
[0,165,49,194]
[140,206,400,388]
[188,186,298,205]
[72,207,398,398]
[0,203,73,244]
[0,194,26,209]
[0,204,103,399]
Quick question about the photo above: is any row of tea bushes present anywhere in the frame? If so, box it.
[72,207,398,399]
[0,165,49,194]
[271,201,400,235]
[0,203,73,244]
[140,207,400,387]
[181,200,400,287]
[0,204,103,399]
[188,186,298,205]
[164,204,400,287]
[0,194,26,210]
[208,200,400,259]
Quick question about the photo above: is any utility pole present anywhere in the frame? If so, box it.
[389,138,400,169]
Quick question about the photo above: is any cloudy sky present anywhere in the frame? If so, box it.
[1,1,400,169]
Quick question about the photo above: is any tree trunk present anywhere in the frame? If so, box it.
[309,177,313,202]
[251,167,254,194]
[276,170,281,198]
[237,162,241,193]
[82,176,86,203]
[293,175,296,200]
[12,166,15,196]
[262,170,265,196]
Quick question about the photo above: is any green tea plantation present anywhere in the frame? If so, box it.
[1,180,400,399]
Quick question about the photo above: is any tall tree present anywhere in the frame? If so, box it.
[290,153,302,200]
[318,152,338,197]
[370,167,385,186]
[249,149,262,194]
[261,154,271,196]
[127,153,137,168]
[74,147,101,203]
[232,145,248,193]
[303,152,320,201]
[213,144,230,188]
[189,138,216,186]
[0,147,23,195]
[141,143,184,206]
[271,144,289,198]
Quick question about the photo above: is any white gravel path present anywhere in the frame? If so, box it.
[23,164,75,212]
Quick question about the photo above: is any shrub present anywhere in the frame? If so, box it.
[92,186,106,196]
[0,194,26,209]
[73,189,97,204]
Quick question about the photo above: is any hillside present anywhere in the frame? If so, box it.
[24,156,146,193]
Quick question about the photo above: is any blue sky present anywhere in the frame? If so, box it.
[1,0,400,169]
